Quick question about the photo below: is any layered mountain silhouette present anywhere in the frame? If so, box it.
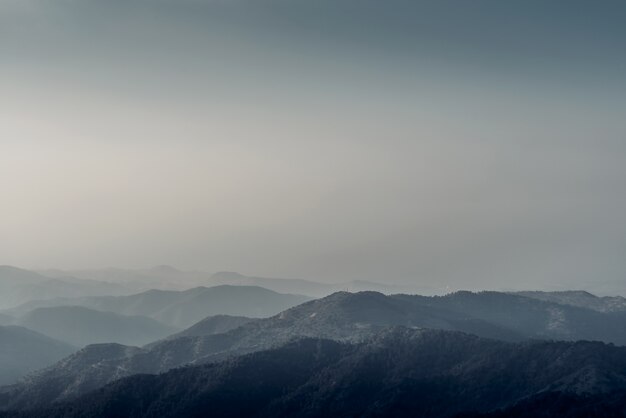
[209,271,428,297]
[15,306,177,347]
[38,267,430,298]
[3,328,626,417]
[3,290,626,410]
[0,326,76,386]
[37,266,205,292]
[0,266,132,310]
[7,286,311,328]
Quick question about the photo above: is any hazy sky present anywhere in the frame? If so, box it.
[1,0,625,291]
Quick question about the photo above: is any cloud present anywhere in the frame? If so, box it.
[1,0,625,292]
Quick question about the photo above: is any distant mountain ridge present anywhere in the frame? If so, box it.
[6,285,312,328]
[209,271,430,297]
[38,266,205,292]
[4,328,626,417]
[37,267,434,298]
[0,266,133,310]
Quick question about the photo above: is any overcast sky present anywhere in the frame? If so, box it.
[1,0,625,291]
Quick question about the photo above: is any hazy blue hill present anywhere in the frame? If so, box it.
[8,286,312,328]
[0,326,76,386]
[7,328,626,418]
[0,266,48,309]
[0,266,131,310]
[39,268,433,298]
[209,271,345,297]
[17,306,177,347]
[9,279,128,309]
[149,286,311,327]
[38,266,208,292]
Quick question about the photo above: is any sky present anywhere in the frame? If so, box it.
[1,0,625,292]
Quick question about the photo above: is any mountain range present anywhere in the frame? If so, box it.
[0,266,133,310]
[38,267,430,297]
[37,266,206,292]
[5,285,311,328]
[208,271,432,297]
[3,289,626,410]
[3,328,626,417]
